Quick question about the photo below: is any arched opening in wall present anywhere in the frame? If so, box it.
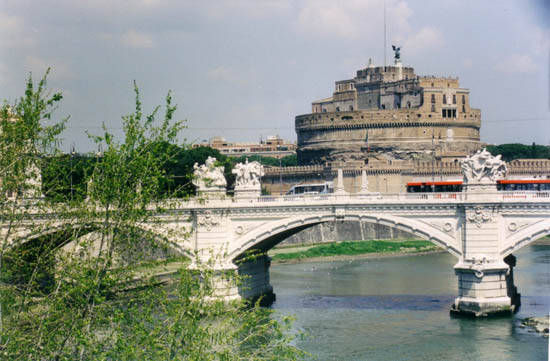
[3,226,187,297]
[231,219,458,307]
[3,226,95,294]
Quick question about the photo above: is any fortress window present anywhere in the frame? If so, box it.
[336,107,340,112]
[462,95,465,104]
[462,105,465,113]
[431,94,435,103]
[442,109,447,118]
[431,104,436,112]
[443,94,447,104]
[322,109,327,112]
[453,94,456,104]
[349,105,354,111]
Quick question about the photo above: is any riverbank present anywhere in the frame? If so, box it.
[269,239,443,264]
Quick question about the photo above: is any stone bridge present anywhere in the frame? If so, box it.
[5,151,550,317]
[181,187,550,316]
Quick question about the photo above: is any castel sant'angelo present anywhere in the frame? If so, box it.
[261,50,550,194]
[296,51,481,165]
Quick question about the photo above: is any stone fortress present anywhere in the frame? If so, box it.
[261,51,550,197]
[296,55,481,165]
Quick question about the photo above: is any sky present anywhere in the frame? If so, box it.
[1,0,549,152]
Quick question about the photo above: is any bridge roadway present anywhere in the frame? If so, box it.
[6,189,550,317]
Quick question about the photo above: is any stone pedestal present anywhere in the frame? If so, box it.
[233,187,261,199]
[462,182,498,195]
[197,187,226,199]
[451,256,520,317]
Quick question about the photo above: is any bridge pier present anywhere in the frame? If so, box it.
[198,254,275,306]
[237,254,275,306]
[451,254,520,317]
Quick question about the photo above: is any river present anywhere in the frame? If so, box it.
[270,240,550,361]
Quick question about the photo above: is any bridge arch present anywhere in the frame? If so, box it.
[228,212,462,262]
[502,218,550,257]
[7,220,194,260]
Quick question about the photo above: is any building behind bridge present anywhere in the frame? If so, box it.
[193,135,296,159]
[261,56,550,194]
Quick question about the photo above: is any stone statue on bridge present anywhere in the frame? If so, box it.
[233,159,264,197]
[193,156,227,193]
[233,159,264,189]
[461,148,507,185]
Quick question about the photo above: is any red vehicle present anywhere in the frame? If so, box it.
[406,181,463,193]
[406,179,550,193]
[496,179,550,191]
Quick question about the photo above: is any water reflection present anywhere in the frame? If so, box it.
[271,241,550,361]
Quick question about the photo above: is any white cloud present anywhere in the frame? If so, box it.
[201,0,291,19]
[206,65,248,86]
[24,56,75,80]
[293,0,412,40]
[295,1,359,38]
[120,30,154,48]
[403,26,443,55]
[495,54,538,73]
[0,12,34,48]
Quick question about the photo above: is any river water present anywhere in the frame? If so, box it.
[270,241,550,361]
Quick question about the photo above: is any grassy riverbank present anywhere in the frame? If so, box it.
[270,239,440,263]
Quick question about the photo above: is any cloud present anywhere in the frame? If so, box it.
[24,56,75,80]
[293,0,412,40]
[201,0,291,19]
[0,12,34,48]
[403,26,443,55]
[294,1,358,38]
[206,66,248,86]
[495,54,538,73]
[120,30,154,48]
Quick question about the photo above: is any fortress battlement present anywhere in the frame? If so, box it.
[298,61,482,165]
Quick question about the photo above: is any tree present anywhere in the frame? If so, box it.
[486,143,550,161]
[1,75,305,360]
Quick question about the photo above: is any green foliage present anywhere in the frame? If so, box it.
[0,74,305,360]
[41,154,96,202]
[486,143,550,161]
[271,240,438,262]
[160,145,232,197]
[42,148,299,199]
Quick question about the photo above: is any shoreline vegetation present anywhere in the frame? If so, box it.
[269,239,443,264]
